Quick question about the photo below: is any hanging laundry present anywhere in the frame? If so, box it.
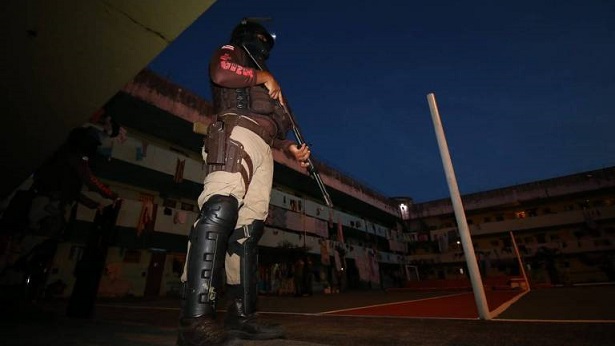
[114,126,128,144]
[174,158,186,183]
[136,194,156,236]
[368,249,380,284]
[320,240,330,266]
[337,215,344,244]
[174,210,187,224]
[334,249,342,272]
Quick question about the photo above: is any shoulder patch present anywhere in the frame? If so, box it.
[221,45,235,51]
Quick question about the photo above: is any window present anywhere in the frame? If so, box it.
[535,234,547,244]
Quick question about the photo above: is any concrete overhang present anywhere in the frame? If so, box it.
[0,0,216,199]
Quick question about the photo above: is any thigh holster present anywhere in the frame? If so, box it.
[204,113,255,191]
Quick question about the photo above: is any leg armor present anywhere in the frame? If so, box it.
[178,195,238,346]
[224,220,284,340]
[181,194,238,319]
[226,220,264,315]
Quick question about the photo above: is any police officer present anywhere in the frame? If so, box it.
[16,124,120,302]
[177,19,310,346]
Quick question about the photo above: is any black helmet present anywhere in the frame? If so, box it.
[230,18,275,60]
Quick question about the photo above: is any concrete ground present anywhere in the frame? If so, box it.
[1,285,614,346]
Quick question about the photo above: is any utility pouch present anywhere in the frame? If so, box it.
[206,121,226,165]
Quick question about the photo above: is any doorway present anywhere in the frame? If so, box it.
[144,251,166,297]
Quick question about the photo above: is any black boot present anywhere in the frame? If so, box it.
[224,297,285,340]
[177,316,228,346]
[177,195,238,346]
[224,221,285,340]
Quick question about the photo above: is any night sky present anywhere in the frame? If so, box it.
[149,0,615,203]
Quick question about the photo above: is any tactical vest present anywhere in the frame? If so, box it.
[211,47,291,139]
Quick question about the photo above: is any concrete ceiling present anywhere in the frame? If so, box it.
[0,0,216,199]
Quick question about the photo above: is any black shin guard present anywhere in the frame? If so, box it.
[228,220,264,314]
[181,195,238,319]
[225,221,284,340]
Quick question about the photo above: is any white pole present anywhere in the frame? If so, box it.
[509,231,531,291]
[426,93,491,320]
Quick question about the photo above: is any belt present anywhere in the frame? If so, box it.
[219,113,274,146]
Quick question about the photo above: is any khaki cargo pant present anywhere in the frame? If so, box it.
[182,123,273,285]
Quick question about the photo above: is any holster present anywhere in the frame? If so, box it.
[205,121,227,165]
[204,113,254,190]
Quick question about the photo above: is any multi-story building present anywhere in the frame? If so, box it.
[403,167,615,287]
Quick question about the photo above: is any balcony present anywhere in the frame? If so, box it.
[470,205,615,236]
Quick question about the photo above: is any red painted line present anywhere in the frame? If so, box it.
[327,290,521,319]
